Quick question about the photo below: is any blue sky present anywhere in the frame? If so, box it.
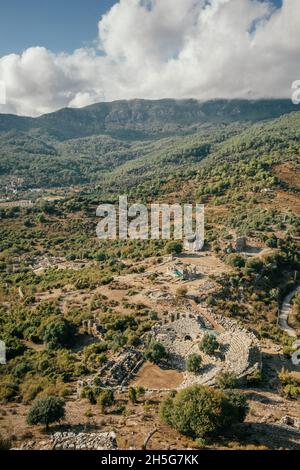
[0,0,116,56]
[0,0,283,57]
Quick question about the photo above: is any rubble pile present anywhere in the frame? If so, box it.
[51,431,118,450]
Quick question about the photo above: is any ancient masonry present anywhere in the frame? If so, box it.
[16,432,118,450]
[168,262,202,280]
[82,318,103,339]
[51,432,117,451]
[77,349,143,396]
[78,305,261,393]
[151,309,261,388]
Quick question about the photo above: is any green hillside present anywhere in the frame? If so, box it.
[0,99,299,191]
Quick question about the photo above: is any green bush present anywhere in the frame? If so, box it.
[5,337,26,360]
[244,258,263,274]
[199,333,219,356]
[223,390,249,423]
[246,368,262,386]
[136,386,146,399]
[27,396,65,430]
[226,254,246,268]
[13,362,32,379]
[128,387,137,403]
[160,384,249,439]
[143,341,167,364]
[266,235,278,248]
[166,241,183,255]
[283,384,300,400]
[215,371,237,389]
[186,354,202,373]
[278,369,300,399]
[97,389,115,413]
[86,388,97,405]
[43,319,75,350]
[0,380,19,404]
[0,435,12,451]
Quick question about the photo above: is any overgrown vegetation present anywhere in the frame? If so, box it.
[160,384,249,439]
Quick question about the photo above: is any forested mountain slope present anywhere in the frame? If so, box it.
[0,99,299,190]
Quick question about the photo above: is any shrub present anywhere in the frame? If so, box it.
[244,258,263,274]
[0,380,19,404]
[143,341,167,364]
[176,286,188,298]
[246,368,262,386]
[199,333,219,356]
[226,254,246,268]
[136,386,146,399]
[13,362,32,379]
[186,354,202,373]
[5,337,26,360]
[74,278,93,290]
[20,379,44,403]
[278,369,300,399]
[83,342,108,362]
[43,319,75,350]
[215,371,237,390]
[223,391,249,423]
[166,241,183,255]
[100,275,114,286]
[195,437,206,449]
[0,435,11,451]
[266,235,278,248]
[128,387,137,403]
[283,384,300,400]
[86,388,97,405]
[27,396,65,430]
[160,384,248,439]
[97,389,115,413]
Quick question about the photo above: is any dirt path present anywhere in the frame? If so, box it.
[189,299,225,333]
[278,286,300,338]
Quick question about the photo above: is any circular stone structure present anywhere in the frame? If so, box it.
[151,309,261,389]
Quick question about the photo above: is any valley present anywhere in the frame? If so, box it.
[0,99,300,451]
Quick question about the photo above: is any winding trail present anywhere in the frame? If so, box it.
[278,285,300,338]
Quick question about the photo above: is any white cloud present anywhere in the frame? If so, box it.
[0,0,299,116]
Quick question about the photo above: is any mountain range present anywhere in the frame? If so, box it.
[0,98,299,190]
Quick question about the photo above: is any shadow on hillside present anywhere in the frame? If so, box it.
[216,421,300,450]
[243,422,300,450]
[245,391,281,406]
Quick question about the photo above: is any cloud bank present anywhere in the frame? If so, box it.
[0,0,299,116]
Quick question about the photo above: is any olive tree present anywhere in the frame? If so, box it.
[27,396,65,430]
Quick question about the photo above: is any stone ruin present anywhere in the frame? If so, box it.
[51,432,117,450]
[81,319,103,340]
[148,289,173,301]
[105,349,143,387]
[151,309,261,388]
[235,236,247,252]
[225,236,248,254]
[13,432,118,451]
[77,348,143,396]
[168,262,202,281]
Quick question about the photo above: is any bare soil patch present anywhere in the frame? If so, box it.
[132,362,183,389]
[264,190,300,215]
[273,163,300,189]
